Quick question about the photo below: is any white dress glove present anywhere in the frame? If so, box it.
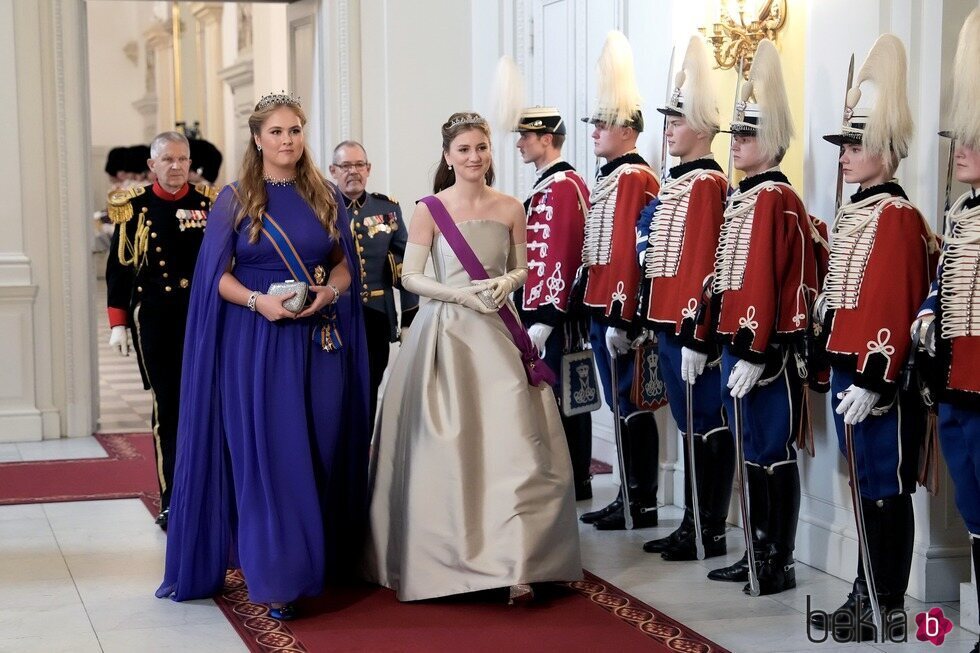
[680,347,708,385]
[109,325,129,357]
[470,242,529,306]
[911,314,936,358]
[400,242,496,314]
[835,384,880,425]
[727,359,765,398]
[527,323,553,356]
[606,327,631,356]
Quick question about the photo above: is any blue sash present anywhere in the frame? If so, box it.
[260,214,343,352]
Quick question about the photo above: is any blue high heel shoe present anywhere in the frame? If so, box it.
[268,603,297,620]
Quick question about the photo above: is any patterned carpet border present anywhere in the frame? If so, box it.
[568,571,731,653]
[214,570,306,653]
[212,568,729,653]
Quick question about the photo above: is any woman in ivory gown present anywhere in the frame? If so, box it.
[364,112,582,602]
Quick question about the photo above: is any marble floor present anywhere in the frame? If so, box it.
[1,463,976,652]
[4,283,971,651]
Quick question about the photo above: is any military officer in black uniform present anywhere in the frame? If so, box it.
[106,131,216,530]
[329,140,418,423]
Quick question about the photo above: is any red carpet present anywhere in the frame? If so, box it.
[0,434,728,653]
[213,570,729,653]
[0,432,159,513]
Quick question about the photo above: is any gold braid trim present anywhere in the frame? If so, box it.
[117,210,149,267]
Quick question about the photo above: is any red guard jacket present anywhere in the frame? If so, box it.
[583,152,660,327]
[521,160,590,326]
[713,170,819,364]
[640,158,728,352]
[822,183,938,395]
[929,192,980,403]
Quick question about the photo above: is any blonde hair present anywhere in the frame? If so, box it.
[235,102,338,244]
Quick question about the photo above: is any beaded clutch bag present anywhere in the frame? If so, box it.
[266,279,308,313]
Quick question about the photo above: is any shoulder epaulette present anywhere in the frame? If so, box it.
[371,191,397,205]
[106,185,145,224]
[195,182,219,203]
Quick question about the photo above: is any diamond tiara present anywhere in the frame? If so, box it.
[448,113,488,128]
[256,91,302,111]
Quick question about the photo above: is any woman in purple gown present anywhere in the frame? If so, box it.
[156,93,370,620]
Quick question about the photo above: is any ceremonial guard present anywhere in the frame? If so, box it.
[637,36,734,560]
[514,106,594,500]
[708,40,821,595]
[810,34,936,640]
[105,131,215,529]
[329,140,418,422]
[914,11,980,652]
[578,31,662,531]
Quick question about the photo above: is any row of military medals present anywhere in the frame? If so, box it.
[175,209,208,231]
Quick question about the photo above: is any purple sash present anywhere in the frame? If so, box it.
[419,195,555,387]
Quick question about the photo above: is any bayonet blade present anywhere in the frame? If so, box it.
[834,54,855,217]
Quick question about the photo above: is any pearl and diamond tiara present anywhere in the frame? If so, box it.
[255,91,302,112]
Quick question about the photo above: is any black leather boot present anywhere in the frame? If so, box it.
[746,463,799,595]
[708,462,768,582]
[644,436,695,553]
[581,417,628,524]
[661,429,734,561]
[594,412,659,530]
[810,557,866,631]
[818,494,913,642]
[562,411,594,501]
[580,489,622,524]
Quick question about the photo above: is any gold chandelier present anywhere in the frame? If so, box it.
[701,0,787,76]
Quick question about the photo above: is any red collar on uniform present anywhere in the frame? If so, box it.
[152,181,190,201]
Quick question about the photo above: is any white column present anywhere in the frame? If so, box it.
[190,3,225,163]
[218,58,254,172]
[144,20,174,134]
[4,0,96,440]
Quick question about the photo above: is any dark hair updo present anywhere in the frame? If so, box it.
[432,112,496,193]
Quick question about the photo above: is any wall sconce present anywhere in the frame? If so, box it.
[701,0,787,76]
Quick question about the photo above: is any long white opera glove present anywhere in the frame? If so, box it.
[835,384,880,425]
[680,347,708,384]
[109,325,129,357]
[911,314,936,358]
[527,323,553,356]
[606,327,631,356]
[727,359,765,398]
[400,242,495,314]
[471,242,529,306]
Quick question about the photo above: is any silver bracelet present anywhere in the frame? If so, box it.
[327,284,341,305]
[247,291,260,312]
